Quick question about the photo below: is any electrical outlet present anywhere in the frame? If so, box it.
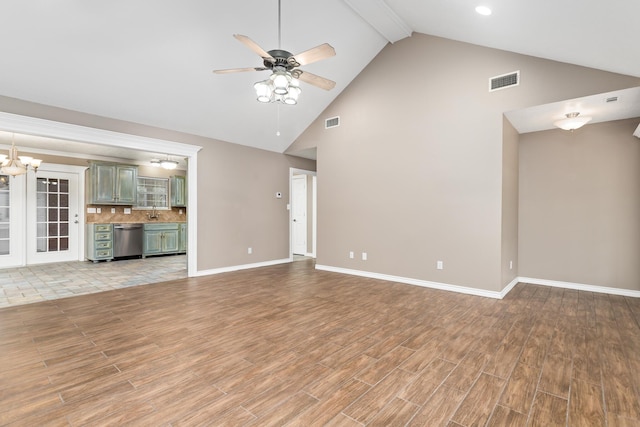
[248,247,252,254]
[509,260,513,270]
[111,208,116,214]
[437,260,444,270]
[349,251,354,259]
[96,207,101,214]
[362,252,367,261]
[179,209,183,215]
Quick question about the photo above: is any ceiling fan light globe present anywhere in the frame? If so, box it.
[283,85,301,105]
[254,80,273,102]
[271,71,291,95]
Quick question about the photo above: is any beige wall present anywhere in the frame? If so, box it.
[289,33,640,293]
[306,174,314,254]
[196,141,314,270]
[519,118,640,291]
[501,118,519,287]
[0,95,316,272]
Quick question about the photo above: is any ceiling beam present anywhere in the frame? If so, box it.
[342,0,412,43]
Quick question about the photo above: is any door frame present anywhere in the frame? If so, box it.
[289,168,317,259]
[0,111,202,276]
[0,173,26,268]
[291,174,308,256]
[26,163,87,264]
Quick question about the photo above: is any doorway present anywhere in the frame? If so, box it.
[0,164,85,268]
[26,168,83,264]
[290,168,316,259]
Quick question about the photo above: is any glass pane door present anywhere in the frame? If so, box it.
[0,175,10,255]
[36,177,70,253]
[27,170,79,265]
[0,173,25,268]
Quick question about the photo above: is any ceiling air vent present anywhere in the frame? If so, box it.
[489,71,520,92]
[325,116,340,129]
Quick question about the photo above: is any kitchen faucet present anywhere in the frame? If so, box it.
[147,205,160,220]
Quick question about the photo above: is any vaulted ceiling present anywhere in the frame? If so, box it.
[0,0,638,158]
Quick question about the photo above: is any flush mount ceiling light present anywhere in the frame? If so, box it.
[475,5,492,16]
[151,156,179,170]
[554,112,593,131]
[0,135,43,177]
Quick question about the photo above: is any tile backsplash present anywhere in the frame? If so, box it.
[86,205,186,223]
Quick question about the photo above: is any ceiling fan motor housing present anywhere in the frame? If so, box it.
[264,49,299,70]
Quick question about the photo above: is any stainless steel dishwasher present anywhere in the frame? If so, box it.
[113,223,143,258]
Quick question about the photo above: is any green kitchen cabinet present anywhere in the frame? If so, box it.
[170,175,187,207]
[87,162,138,205]
[143,223,179,257]
[86,223,113,262]
[178,223,187,253]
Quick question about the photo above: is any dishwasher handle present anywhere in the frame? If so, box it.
[114,224,143,230]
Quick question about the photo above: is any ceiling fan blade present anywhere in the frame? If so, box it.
[296,70,336,91]
[233,34,275,63]
[291,43,335,66]
[213,67,268,74]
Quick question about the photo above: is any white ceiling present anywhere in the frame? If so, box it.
[0,0,638,160]
[506,86,640,134]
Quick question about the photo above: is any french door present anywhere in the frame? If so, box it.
[0,165,83,268]
[26,169,81,264]
[0,174,25,268]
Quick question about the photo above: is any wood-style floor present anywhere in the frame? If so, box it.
[1,259,639,426]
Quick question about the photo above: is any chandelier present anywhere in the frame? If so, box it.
[254,68,301,105]
[0,137,43,177]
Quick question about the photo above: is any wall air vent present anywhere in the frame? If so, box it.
[325,116,340,129]
[489,71,520,92]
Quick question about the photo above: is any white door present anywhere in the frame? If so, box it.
[292,175,307,255]
[0,174,26,268]
[26,170,81,264]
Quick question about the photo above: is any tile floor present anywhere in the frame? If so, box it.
[0,255,187,308]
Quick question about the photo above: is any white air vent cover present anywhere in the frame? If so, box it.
[489,71,520,92]
[325,116,340,129]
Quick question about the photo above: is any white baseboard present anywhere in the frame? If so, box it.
[501,277,520,298]
[194,258,292,277]
[315,264,506,299]
[518,277,640,298]
[194,260,640,299]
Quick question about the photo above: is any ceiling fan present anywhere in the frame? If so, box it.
[213,0,336,104]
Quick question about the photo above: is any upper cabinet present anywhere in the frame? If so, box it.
[136,177,169,209]
[87,162,138,205]
[170,175,187,207]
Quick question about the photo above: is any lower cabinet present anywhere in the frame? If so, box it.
[178,223,187,254]
[86,224,113,262]
[143,223,179,257]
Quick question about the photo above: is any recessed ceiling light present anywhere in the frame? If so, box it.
[475,5,492,16]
